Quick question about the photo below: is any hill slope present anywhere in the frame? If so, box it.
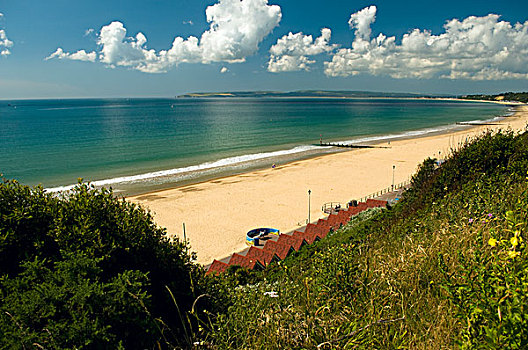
[203,130,528,349]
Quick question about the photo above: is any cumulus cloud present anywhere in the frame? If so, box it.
[0,29,12,56]
[267,28,336,72]
[47,0,281,73]
[0,13,13,56]
[220,66,229,73]
[325,6,528,80]
[348,5,376,41]
[46,47,96,62]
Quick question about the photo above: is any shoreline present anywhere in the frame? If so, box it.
[45,99,515,195]
[129,105,528,265]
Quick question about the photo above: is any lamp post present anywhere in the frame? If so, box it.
[392,165,395,191]
[308,189,311,223]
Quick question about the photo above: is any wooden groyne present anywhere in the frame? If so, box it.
[317,142,390,149]
[456,122,501,126]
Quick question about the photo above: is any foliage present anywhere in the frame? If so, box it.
[439,192,528,348]
[0,181,216,349]
[0,254,153,349]
[202,130,528,348]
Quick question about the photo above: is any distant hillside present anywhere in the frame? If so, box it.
[460,92,528,103]
[177,90,448,99]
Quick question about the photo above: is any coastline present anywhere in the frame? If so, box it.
[129,105,528,265]
[39,97,511,195]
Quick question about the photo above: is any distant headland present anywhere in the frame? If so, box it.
[459,92,528,103]
[176,90,528,104]
[176,90,450,99]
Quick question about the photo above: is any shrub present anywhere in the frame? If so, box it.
[0,180,213,348]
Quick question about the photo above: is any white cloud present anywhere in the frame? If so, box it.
[220,66,229,73]
[45,47,96,62]
[325,6,528,80]
[267,28,336,72]
[348,5,376,41]
[0,29,13,56]
[47,0,281,73]
[183,20,194,26]
[0,13,13,56]
[84,28,95,36]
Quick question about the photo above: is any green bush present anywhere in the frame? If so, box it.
[0,181,214,348]
[0,253,154,349]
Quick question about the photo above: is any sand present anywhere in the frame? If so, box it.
[129,105,528,265]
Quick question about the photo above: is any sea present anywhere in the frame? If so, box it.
[0,98,511,195]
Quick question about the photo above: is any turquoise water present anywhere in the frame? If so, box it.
[0,98,509,194]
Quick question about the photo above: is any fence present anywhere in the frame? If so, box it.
[358,179,411,203]
[321,202,343,214]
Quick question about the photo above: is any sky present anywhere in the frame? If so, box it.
[0,0,527,99]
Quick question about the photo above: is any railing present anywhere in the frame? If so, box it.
[358,179,411,203]
[321,202,343,214]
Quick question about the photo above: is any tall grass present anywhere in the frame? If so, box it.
[199,130,528,349]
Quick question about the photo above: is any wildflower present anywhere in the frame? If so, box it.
[511,236,519,247]
[468,218,474,223]
[264,291,279,298]
[487,213,493,218]
[508,250,520,259]
[488,238,497,247]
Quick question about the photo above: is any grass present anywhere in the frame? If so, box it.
[197,130,528,349]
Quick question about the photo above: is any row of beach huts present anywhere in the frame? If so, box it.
[206,198,387,275]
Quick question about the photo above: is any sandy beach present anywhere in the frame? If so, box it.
[129,105,528,265]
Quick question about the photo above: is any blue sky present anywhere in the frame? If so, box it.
[0,0,527,99]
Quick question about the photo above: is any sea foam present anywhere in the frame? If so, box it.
[45,145,328,193]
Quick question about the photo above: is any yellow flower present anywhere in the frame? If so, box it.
[508,250,520,259]
[511,236,519,247]
[488,238,497,247]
